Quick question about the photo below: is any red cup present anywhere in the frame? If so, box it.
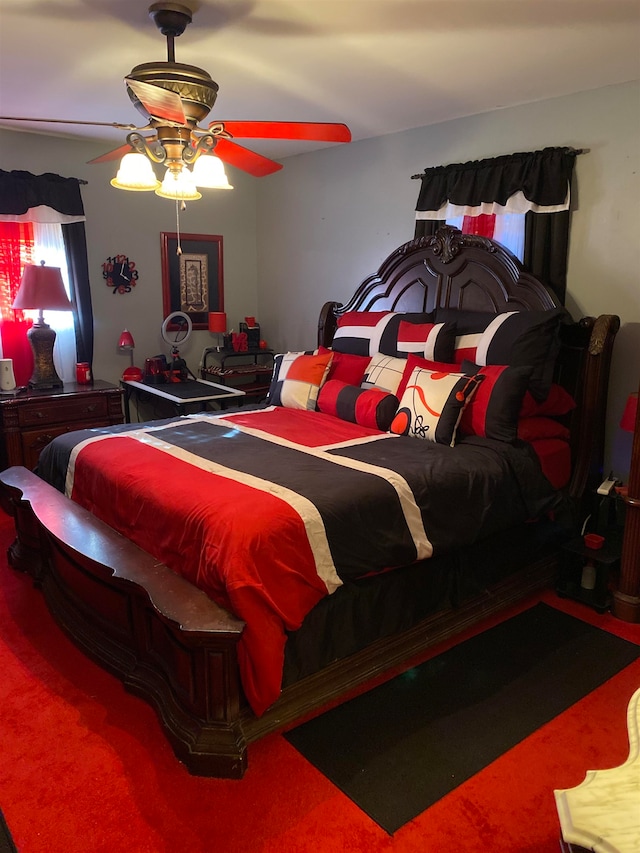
[76,362,91,384]
[584,533,605,550]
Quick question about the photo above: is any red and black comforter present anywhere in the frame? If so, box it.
[37,405,560,714]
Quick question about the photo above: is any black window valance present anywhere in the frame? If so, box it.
[0,169,86,221]
[415,147,578,218]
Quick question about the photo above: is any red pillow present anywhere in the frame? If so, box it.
[318,346,371,385]
[459,361,532,443]
[517,417,570,442]
[520,383,576,418]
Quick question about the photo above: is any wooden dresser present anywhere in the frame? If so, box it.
[0,380,124,471]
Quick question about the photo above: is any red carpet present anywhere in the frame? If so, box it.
[0,510,639,852]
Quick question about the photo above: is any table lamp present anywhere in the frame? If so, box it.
[12,261,73,389]
[208,311,227,351]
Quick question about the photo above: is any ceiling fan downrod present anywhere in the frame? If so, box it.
[148,2,193,63]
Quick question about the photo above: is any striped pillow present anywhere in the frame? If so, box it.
[333,311,435,358]
[318,379,399,431]
[438,308,566,401]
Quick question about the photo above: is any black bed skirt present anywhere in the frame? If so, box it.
[282,515,569,686]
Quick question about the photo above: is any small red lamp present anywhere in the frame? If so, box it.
[118,329,142,380]
[208,311,227,350]
[12,261,73,389]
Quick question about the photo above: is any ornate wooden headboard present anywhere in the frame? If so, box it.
[317,225,620,511]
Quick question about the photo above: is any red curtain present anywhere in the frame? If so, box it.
[0,222,35,386]
[461,214,496,238]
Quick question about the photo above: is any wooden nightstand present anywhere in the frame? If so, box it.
[0,380,124,471]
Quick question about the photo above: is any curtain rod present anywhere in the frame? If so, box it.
[410,147,589,179]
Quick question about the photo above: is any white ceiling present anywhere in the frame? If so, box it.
[1,0,639,164]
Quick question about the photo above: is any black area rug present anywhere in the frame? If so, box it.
[284,603,639,834]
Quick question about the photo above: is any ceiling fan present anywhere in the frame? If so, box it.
[0,1,351,193]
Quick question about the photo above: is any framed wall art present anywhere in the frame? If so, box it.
[161,232,224,330]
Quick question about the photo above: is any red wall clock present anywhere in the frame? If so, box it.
[102,255,139,294]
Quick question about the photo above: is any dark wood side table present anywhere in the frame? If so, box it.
[0,380,124,471]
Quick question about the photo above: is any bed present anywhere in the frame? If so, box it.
[0,226,620,778]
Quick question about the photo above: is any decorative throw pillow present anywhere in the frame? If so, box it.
[395,320,457,362]
[437,308,567,401]
[317,346,371,385]
[332,311,434,357]
[390,367,483,446]
[517,417,571,442]
[361,352,409,395]
[268,351,333,410]
[332,311,397,356]
[519,383,576,418]
[317,379,399,431]
[459,360,532,443]
[397,355,530,443]
[396,354,460,400]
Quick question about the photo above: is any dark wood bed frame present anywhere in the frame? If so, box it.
[0,227,621,778]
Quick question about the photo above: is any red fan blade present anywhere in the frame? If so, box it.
[213,138,283,177]
[87,143,135,165]
[125,78,186,125]
[211,121,351,143]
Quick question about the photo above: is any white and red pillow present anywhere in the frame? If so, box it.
[268,350,333,410]
[390,366,482,446]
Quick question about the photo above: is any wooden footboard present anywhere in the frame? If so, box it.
[0,466,249,778]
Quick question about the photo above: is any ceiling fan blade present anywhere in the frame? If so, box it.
[87,143,135,165]
[0,116,138,131]
[211,121,351,143]
[213,138,283,177]
[125,78,186,125]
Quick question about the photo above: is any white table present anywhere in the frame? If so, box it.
[554,687,640,853]
[122,378,246,422]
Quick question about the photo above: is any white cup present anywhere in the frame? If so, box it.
[0,358,17,392]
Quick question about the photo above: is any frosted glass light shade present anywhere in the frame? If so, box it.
[192,155,233,189]
[110,153,160,191]
[155,167,202,201]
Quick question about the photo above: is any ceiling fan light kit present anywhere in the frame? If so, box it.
[156,167,202,201]
[110,152,161,191]
[0,2,351,201]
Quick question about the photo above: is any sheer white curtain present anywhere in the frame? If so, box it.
[31,222,76,382]
[445,214,525,261]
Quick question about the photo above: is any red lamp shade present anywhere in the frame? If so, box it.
[12,262,72,311]
[208,312,227,333]
[11,261,72,389]
[118,329,135,350]
[620,392,638,433]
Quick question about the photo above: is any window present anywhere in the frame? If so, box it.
[0,222,76,385]
[445,213,525,261]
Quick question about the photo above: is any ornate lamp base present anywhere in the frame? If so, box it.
[27,321,63,390]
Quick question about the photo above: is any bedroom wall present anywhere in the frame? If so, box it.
[0,127,260,387]
[256,80,640,480]
[1,81,638,478]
